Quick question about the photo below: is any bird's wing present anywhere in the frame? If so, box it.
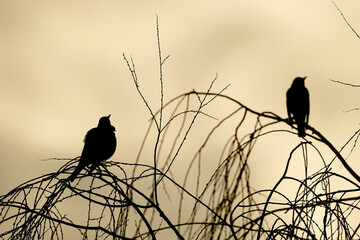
[68,128,98,181]
[286,89,293,119]
[81,128,99,161]
[304,88,310,124]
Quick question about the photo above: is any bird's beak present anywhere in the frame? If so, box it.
[108,114,111,118]
[303,76,307,80]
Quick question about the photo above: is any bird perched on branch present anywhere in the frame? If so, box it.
[69,115,116,182]
[286,77,309,137]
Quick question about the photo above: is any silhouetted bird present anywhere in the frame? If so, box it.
[286,77,309,137]
[69,115,116,182]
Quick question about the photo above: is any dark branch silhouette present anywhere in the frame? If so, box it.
[330,79,360,88]
[332,1,360,39]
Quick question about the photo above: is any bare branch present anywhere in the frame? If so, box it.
[343,108,360,113]
[332,1,360,39]
[330,79,360,87]
[123,54,159,130]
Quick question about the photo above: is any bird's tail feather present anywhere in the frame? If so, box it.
[68,164,83,182]
[297,122,306,137]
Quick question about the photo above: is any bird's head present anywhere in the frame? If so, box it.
[292,76,307,87]
[98,114,115,131]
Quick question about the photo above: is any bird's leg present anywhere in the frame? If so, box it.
[87,164,103,179]
[287,117,294,127]
[96,166,103,179]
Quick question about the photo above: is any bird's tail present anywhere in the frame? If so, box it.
[297,121,306,137]
[68,163,83,182]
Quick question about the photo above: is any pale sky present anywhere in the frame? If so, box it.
[0,0,360,211]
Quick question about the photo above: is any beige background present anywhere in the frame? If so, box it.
[0,0,359,214]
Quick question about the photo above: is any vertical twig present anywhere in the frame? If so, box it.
[153,15,170,205]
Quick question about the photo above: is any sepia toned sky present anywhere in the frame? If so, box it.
[1,0,360,199]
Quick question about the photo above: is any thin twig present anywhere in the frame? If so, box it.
[330,79,360,87]
[332,1,360,39]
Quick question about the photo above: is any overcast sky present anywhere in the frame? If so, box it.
[1,1,360,196]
